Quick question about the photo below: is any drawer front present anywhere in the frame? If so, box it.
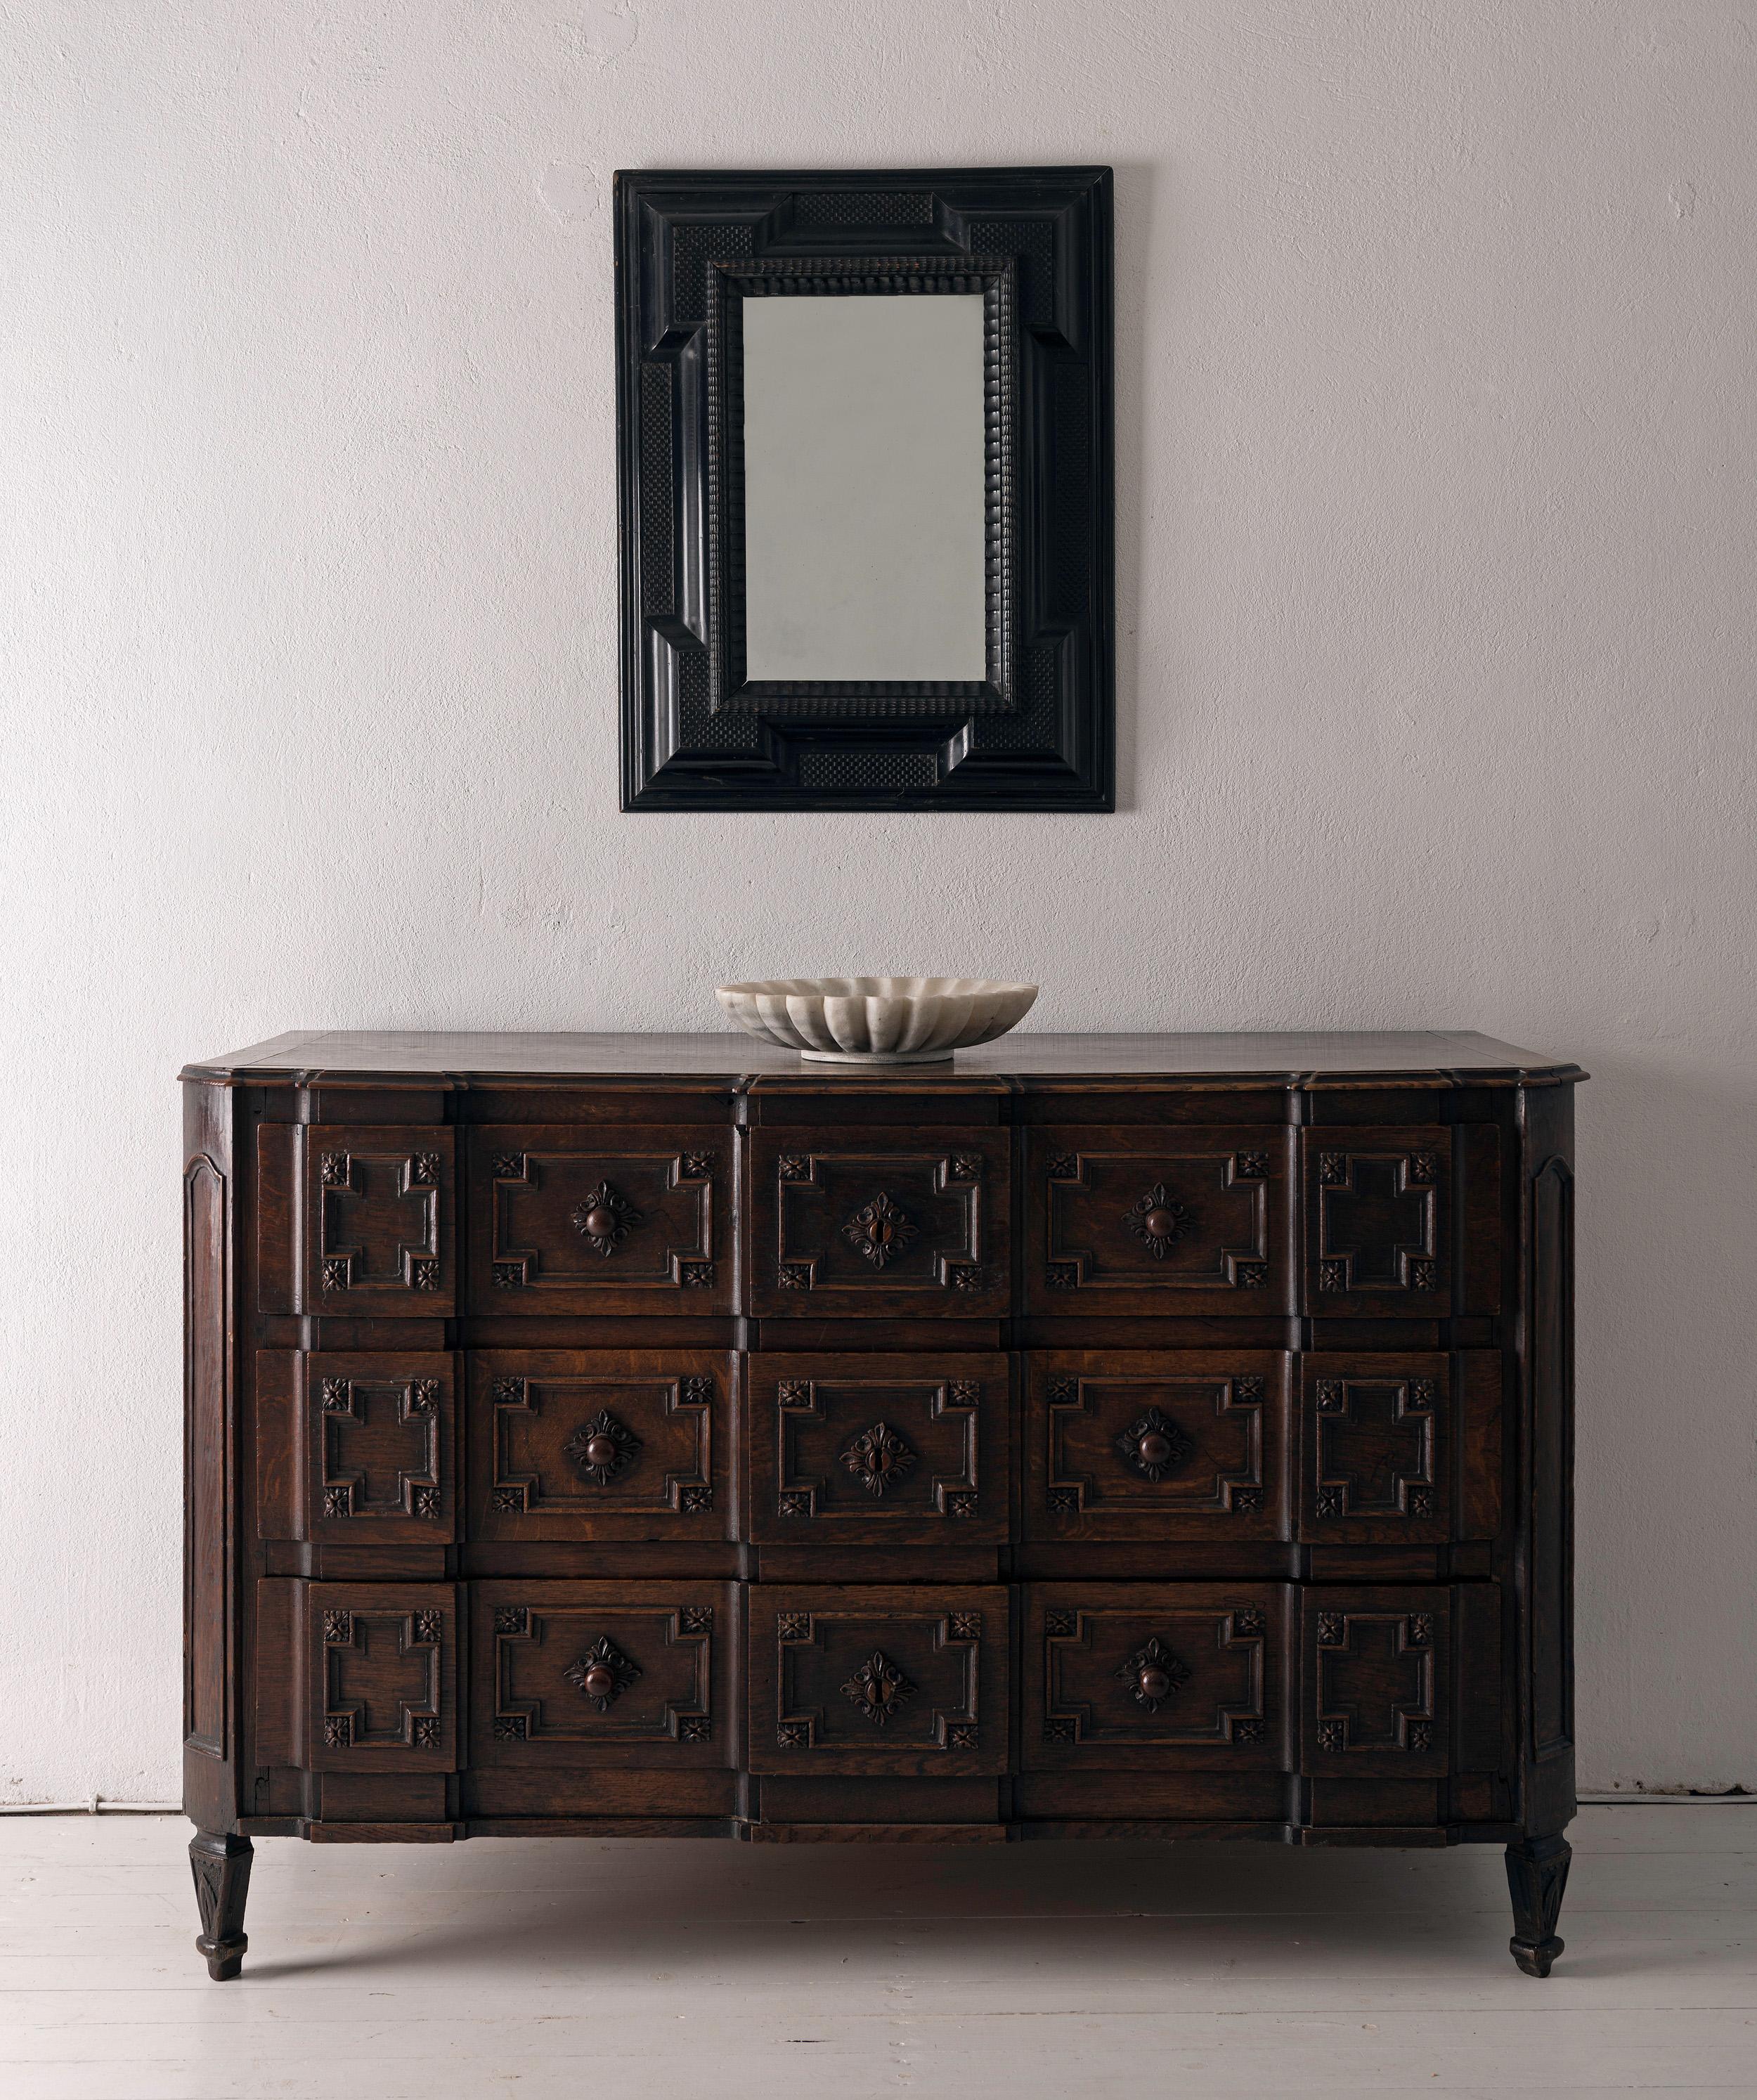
[469,1581,731,1769]
[1025,1127,1291,1315]
[1298,1352,1502,1545]
[262,1351,458,1544]
[748,1354,1009,1545]
[1023,1583,1290,1770]
[1303,1128,1451,1316]
[467,1352,729,1541]
[748,1586,1010,1775]
[465,1128,728,1314]
[303,1126,456,1314]
[1023,1352,1290,1541]
[747,1129,1011,1319]
[1299,1587,1453,1778]
[268,1581,459,1772]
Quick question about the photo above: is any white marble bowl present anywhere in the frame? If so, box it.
[715,976,1038,1064]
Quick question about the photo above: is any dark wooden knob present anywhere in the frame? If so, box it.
[581,1205,616,1239]
[581,1662,616,1700]
[1137,1664,1173,1702]
[1143,1207,1178,1239]
[582,1432,618,1469]
[1136,1430,1174,1469]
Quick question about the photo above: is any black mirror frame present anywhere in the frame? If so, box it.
[616,166,1114,812]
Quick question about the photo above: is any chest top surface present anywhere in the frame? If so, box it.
[183,1029,1583,1087]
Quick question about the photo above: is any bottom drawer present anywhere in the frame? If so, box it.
[1020,1581,1507,1796]
[748,1585,1010,1776]
[1023,1583,1290,1772]
[255,1579,460,1772]
[469,1581,734,1769]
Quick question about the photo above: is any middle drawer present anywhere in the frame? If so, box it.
[469,1351,732,1541]
[746,1352,1011,1545]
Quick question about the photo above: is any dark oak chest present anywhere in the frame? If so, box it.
[182,1030,1580,1976]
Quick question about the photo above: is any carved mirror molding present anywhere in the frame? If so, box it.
[615,164,1114,810]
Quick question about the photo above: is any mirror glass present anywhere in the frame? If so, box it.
[741,293,987,682]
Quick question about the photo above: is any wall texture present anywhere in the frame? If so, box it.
[3,0,1753,1802]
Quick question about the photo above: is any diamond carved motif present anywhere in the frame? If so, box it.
[840,1649,916,1728]
[562,1408,642,1486]
[564,1635,641,1713]
[1117,1636,1191,1713]
[1114,1406,1193,1483]
[839,1421,917,1498]
[843,1191,918,1269]
[1122,1184,1195,1259]
[571,1180,642,1257]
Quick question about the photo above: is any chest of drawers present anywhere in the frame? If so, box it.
[181,1030,1581,1978]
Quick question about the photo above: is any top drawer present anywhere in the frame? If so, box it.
[465,1128,731,1315]
[1025,1127,1292,1316]
[1303,1127,1454,1318]
[747,1127,1011,1319]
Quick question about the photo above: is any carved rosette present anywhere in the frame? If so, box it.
[1114,1406,1193,1483]
[564,1635,642,1713]
[840,1649,916,1728]
[1122,1184,1194,1259]
[563,1408,642,1486]
[570,1180,642,1257]
[843,1191,918,1269]
[1117,1635,1191,1713]
[840,1420,917,1498]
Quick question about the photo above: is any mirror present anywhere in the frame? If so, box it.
[741,294,987,683]
[616,166,1114,811]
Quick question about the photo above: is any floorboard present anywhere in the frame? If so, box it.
[1,1807,1751,2098]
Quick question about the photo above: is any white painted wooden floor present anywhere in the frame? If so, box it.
[1,1806,1752,2098]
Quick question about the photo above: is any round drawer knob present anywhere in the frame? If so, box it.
[582,1432,619,1470]
[1137,1664,1173,1702]
[580,1205,617,1240]
[1136,1430,1174,1469]
[1142,1207,1179,1240]
[580,1662,616,1701]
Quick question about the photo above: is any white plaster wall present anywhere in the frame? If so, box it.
[1,1,1752,1803]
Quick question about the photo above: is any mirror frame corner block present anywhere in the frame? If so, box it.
[615,164,1115,812]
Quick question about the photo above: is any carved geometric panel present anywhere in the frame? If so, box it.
[1299,1588,1450,1778]
[298,1353,455,1543]
[302,1126,455,1314]
[1027,1128,1290,1315]
[301,1583,456,1772]
[1024,1352,1288,1541]
[747,1129,1011,1318]
[1299,1354,1450,1544]
[749,1354,1009,1544]
[467,1352,727,1542]
[466,1129,725,1313]
[469,1582,730,1768]
[1025,1584,1285,1770]
[1303,1128,1451,1315]
[748,1586,1009,1775]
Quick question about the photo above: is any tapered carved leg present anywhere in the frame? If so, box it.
[190,1831,253,1981]
[1505,1834,1571,1976]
